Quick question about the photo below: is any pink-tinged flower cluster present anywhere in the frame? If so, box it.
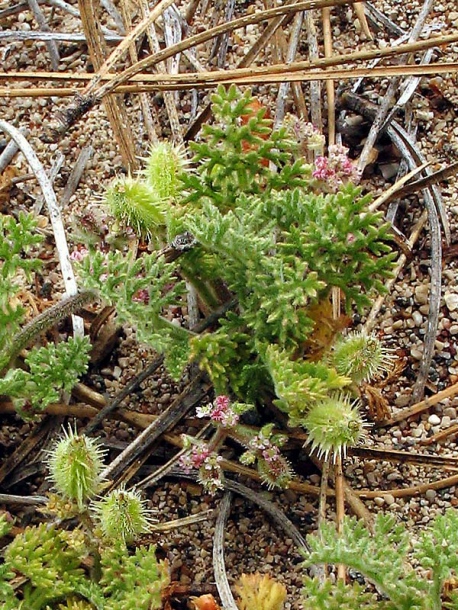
[179,440,224,495]
[313,144,360,191]
[242,427,292,488]
[132,288,150,304]
[283,114,325,155]
[70,247,89,263]
[196,395,239,428]
[179,443,212,472]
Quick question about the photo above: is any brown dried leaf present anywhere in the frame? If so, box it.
[0,166,19,206]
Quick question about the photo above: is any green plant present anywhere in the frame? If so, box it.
[77,85,395,486]
[0,212,92,419]
[0,426,169,610]
[301,508,458,610]
[235,572,287,610]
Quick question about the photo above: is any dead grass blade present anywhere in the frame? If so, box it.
[213,492,238,610]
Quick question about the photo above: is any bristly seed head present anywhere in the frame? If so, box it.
[45,424,106,510]
[143,141,189,201]
[330,331,394,384]
[104,175,167,239]
[92,486,154,544]
[303,394,367,463]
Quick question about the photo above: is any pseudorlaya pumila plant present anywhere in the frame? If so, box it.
[77,84,396,488]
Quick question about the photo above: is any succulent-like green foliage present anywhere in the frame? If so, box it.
[3,522,86,608]
[0,515,15,604]
[277,186,395,312]
[0,336,91,419]
[235,572,287,610]
[0,431,168,610]
[78,248,189,378]
[0,522,168,610]
[0,212,43,368]
[302,578,383,610]
[100,542,169,610]
[265,345,351,424]
[302,509,458,609]
[180,85,310,213]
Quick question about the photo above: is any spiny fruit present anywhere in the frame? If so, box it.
[46,425,106,510]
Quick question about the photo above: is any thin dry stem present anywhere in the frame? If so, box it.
[306,10,322,129]
[322,6,335,145]
[213,492,238,610]
[3,62,457,99]
[0,120,84,336]
[335,454,346,580]
[121,0,159,144]
[353,2,373,39]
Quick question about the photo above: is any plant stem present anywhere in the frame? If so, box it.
[0,290,97,373]
[335,453,346,581]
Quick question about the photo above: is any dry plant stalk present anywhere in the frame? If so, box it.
[77,0,138,170]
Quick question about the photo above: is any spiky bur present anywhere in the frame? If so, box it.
[143,141,189,200]
[104,175,167,240]
[92,486,153,544]
[235,573,287,610]
[303,394,366,463]
[46,425,106,510]
[330,331,394,384]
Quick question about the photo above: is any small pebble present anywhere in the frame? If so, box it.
[428,414,441,426]
[443,407,457,419]
[384,494,395,506]
[411,347,423,360]
[425,489,437,501]
[444,292,458,312]
[412,311,423,326]
[414,284,429,305]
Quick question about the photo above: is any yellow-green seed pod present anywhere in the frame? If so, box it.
[46,425,106,510]
[143,141,188,201]
[303,394,366,462]
[104,175,167,239]
[92,487,153,544]
[331,331,393,384]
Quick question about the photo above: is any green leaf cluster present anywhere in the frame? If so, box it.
[0,213,92,419]
[180,85,310,213]
[0,336,90,418]
[264,345,351,425]
[99,542,169,610]
[78,249,190,378]
[79,84,395,471]
[0,520,168,610]
[302,508,458,609]
[0,212,43,364]
[175,86,394,404]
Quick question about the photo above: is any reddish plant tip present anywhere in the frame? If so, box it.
[189,593,221,610]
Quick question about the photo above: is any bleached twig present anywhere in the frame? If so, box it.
[0,121,84,337]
